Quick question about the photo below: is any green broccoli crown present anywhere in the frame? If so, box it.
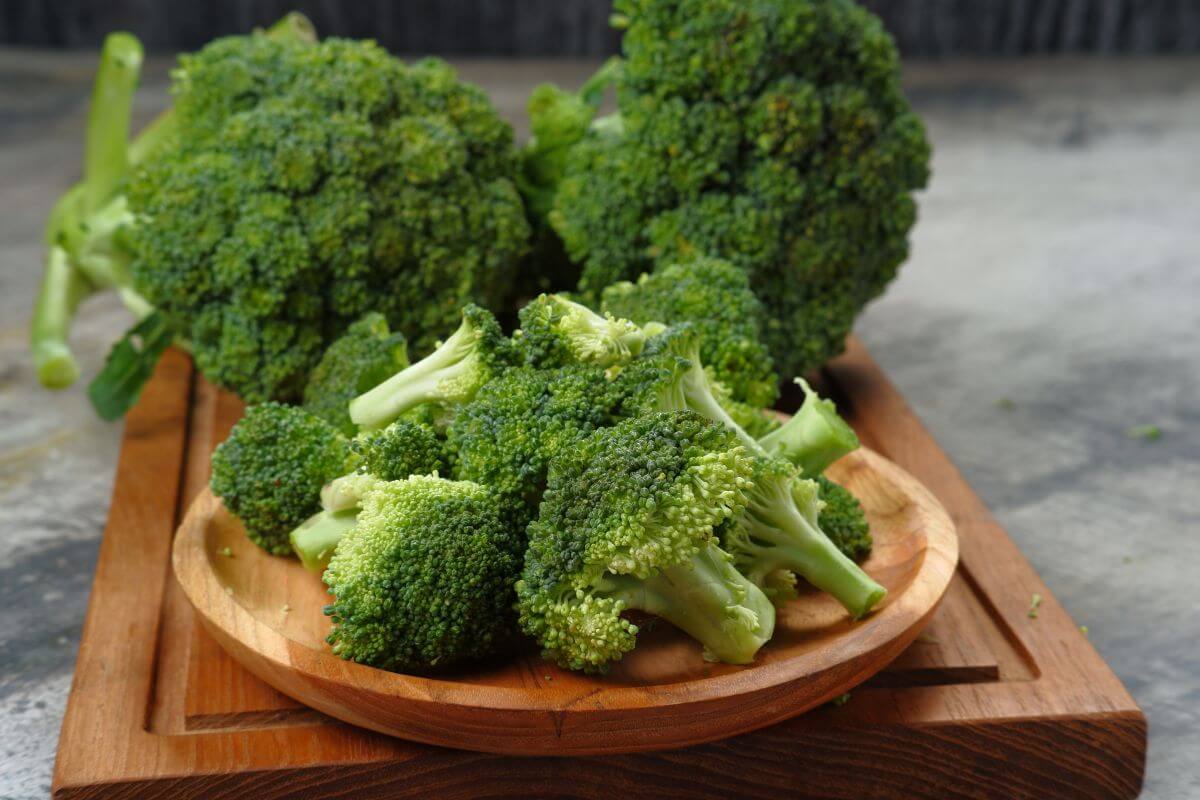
[126,31,529,402]
[517,410,772,671]
[552,0,930,377]
[515,294,648,369]
[816,475,872,563]
[323,476,523,671]
[210,402,352,554]
[601,257,779,407]
[348,304,516,432]
[302,313,409,436]
[351,419,449,482]
[448,363,623,527]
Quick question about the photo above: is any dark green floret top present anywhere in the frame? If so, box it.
[302,313,409,437]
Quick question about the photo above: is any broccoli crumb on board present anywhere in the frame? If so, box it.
[1028,593,1043,619]
[218,546,234,558]
[1126,424,1162,441]
[831,693,852,707]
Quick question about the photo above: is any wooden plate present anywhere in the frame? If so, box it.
[172,446,956,755]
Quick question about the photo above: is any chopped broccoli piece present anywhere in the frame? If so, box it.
[516,411,774,671]
[516,294,649,368]
[351,420,449,482]
[601,257,779,407]
[323,476,523,671]
[815,476,872,563]
[759,378,860,477]
[348,305,515,432]
[210,402,354,555]
[302,313,409,436]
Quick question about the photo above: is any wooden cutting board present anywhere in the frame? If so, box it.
[51,338,1147,799]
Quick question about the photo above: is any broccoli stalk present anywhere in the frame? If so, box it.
[348,305,512,432]
[600,540,773,664]
[759,378,860,476]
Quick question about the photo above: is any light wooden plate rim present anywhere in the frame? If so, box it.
[173,446,957,750]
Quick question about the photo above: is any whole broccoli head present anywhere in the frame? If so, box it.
[210,402,354,555]
[448,363,623,528]
[816,475,872,563]
[303,313,409,436]
[516,410,774,672]
[601,257,778,407]
[542,0,930,377]
[323,476,523,672]
[31,17,531,413]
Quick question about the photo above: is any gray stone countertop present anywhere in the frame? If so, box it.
[1,51,1197,799]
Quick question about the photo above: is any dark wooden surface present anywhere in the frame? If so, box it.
[51,341,1146,799]
[4,0,1199,55]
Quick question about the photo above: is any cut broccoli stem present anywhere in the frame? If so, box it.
[31,246,91,388]
[737,477,885,619]
[603,541,776,665]
[673,356,764,456]
[82,32,142,215]
[291,508,358,572]
[759,378,860,476]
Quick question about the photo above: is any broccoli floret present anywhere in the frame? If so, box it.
[349,305,515,432]
[31,15,531,415]
[759,378,860,477]
[601,258,778,407]
[726,400,781,439]
[351,420,449,482]
[516,411,774,672]
[539,0,930,378]
[816,476,872,563]
[302,313,409,436]
[210,402,354,555]
[611,325,884,616]
[322,476,523,671]
[515,294,650,369]
[448,364,622,528]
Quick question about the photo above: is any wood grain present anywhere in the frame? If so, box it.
[52,338,1146,798]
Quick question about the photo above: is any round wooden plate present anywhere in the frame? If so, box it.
[173,446,956,755]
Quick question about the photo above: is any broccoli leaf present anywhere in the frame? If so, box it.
[87,310,173,420]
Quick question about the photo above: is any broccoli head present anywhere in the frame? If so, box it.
[516,294,650,369]
[349,305,515,432]
[323,476,523,671]
[32,16,531,412]
[210,402,354,554]
[816,475,873,563]
[542,0,930,377]
[516,411,774,671]
[601,257,778,407]
[302,313,409,436]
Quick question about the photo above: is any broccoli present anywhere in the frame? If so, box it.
[759,378,860,477]
[516,411,775,672]
[348,305,515,432]
[31,15,531,415]
[323,475,523,671]
[601,257,778,407]
[611,326,884,616]
[815,476,872,563]
[302,313,409,437]
[210,402,354,555]
[448,363,622,528]
[533,0,930,378]
[515,294,650,369]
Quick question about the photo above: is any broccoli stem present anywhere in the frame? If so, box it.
[605,541,776,664]
[759,378,860,476]
[83,33,142,215]
[31,247,91,388]
[349,318,478,431]
[291,508,358,572]
[740,479,885,619]
[677,359,763,454]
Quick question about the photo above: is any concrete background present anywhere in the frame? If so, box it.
[1,52,1197,798]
